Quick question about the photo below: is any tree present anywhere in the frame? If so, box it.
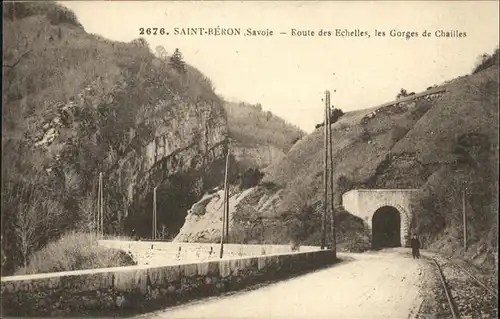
[314,107,344,129]
[155,45,168,60]
[239,168,265,189]
[169,48,186,73]
[472,47,499,74]
[396,88,409,99]
[13,175,63,273]
[329,107,344,124]
[265,111,272,121]
[131,38,149,49]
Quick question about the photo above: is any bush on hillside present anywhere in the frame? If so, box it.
[315,107,345,129]
[335,208,371,252]
[239,168,265,189]
[291,136,301,145]
[396,88,409,99]
[15,232,136,275]
[231,203,276,244]
[472,47,499,74]
[170,48,187,74]
[259,181,280,191]
[281,205,321,246]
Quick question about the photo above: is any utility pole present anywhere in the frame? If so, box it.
[463,187,467,251]
[99,172,103,238]
[94,179,98,238]
[153,186,158,240]
[322,91,329,250]
[328,93,336,256]
[224,143,231,241]
[220,141,231,258]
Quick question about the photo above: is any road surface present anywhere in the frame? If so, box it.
[136,248,429,319]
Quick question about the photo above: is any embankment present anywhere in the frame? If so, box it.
[1,249,336,317]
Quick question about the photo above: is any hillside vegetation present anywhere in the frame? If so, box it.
[223,53,498,268]
[224,101,305,151]
[223,101,306,170]
[15,232,136,275]
[1,1,228,275]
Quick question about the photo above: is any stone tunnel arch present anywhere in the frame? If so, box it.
[370,202,410,248]
[372,206,401,249]
[341,189,418,249]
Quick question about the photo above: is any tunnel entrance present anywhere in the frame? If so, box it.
[372,206,401,249]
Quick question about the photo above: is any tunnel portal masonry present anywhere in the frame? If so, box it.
[342,189,420,247]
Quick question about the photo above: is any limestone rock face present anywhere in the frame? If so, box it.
[174,186,283,243]
[22,75,229,237]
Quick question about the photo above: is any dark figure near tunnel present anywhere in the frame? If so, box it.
[411,234,421,259]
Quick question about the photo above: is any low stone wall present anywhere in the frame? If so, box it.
[100,240,320,254]
[98,240,321,265]
[1,249,336,317]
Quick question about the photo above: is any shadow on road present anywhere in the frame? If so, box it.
[147,256,356,316]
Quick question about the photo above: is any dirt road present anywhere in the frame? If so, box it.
[137,248,429,319]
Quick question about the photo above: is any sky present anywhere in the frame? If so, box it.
[60,1,499,132]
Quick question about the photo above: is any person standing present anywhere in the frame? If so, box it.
[411,233,421,259]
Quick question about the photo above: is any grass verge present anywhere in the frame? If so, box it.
[15,231,136,275]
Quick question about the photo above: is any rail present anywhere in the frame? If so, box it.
[453,262,498,299]
[428,255,498,319]
[431,258,459,319]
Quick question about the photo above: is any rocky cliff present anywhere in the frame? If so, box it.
[1,2,230,272]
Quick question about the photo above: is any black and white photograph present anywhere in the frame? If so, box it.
[1,1,499,318]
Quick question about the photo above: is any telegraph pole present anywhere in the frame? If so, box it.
[463,187,467,251]
[153,186,158,240]
[224,143,231,241]
[99,172,103,238]
[220,141,231,258]
[328,93,336,256]
[322,91,329,249]
[94,179,98,237]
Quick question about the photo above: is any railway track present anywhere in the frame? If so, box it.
[428,255,498,319]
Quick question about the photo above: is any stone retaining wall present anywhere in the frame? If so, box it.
[99,240,321,265]
[1,249,336,317]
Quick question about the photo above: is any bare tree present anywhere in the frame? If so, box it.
[12,174,63,273]
[14,197,61,273]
